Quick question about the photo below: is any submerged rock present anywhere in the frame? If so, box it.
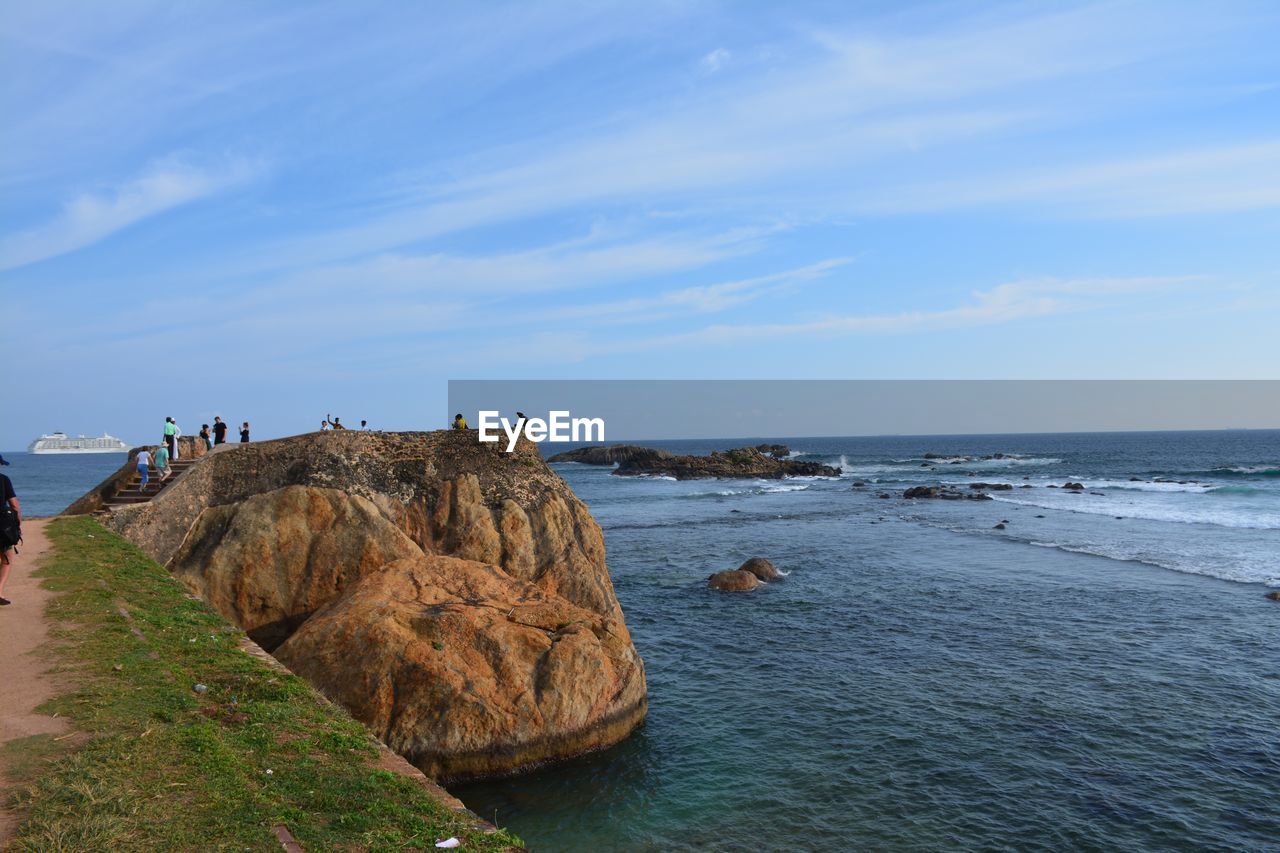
[1266,591,1280,602]
[708,570,761,592]
[85,430,647,782]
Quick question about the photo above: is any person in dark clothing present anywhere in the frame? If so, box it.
[240,422,250,443]
[199,424,212,450]
[212,417,228,445]
[0,473,21,605]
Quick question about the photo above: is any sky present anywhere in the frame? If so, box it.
[3,1,1280,448]
[449,380,1280,439]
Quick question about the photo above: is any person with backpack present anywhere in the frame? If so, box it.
[0,472,22,605]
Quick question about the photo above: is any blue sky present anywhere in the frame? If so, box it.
[3,1,1279,447]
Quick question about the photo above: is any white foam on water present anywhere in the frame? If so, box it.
[1026,540,1280,587]
[990,494,1280,530]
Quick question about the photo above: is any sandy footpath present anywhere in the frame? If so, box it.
[0,519,70,844]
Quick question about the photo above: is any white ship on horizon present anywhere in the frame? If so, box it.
[28,432,130,454]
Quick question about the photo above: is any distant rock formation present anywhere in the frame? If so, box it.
[902,486,992,501]
[81,430,646,782]
[546,444,674,465]
[753,444,791,459]
[615,446,839,480]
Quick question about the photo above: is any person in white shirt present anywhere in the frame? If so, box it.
[136,449,153,492]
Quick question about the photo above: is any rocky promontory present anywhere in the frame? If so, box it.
[78,430,647,782]
[614,446,839,480]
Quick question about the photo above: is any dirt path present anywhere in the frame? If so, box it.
[0,519,69,845]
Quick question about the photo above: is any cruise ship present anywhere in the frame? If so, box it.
[28,432,130,454]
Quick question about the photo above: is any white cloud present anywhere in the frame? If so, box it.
[700,47,730,73]
[0,157,261,271]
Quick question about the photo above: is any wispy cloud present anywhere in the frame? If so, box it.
[853,141,1280,218]
[0,157,261,271]
[594,276,1199,353]
[700,47,730,73]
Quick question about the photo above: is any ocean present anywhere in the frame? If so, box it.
[456,430,1280,851]
[8,431,1279,850]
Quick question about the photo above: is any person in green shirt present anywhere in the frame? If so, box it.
[163,417,177,462]
[154,443,171,484]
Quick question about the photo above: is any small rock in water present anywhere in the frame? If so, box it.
[1035,514,1046,518]
[1265,591,1280,602]
[708,570,760,592]
[993,523,1006,530]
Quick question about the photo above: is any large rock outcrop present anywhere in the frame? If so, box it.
[80,430,646,782]
[614,446,839,480]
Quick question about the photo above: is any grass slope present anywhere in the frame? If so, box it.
[4,516,521,851]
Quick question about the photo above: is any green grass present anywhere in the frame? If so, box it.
[5,516,522,852]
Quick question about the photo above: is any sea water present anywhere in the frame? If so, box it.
[9,433,1279,850]
[455,431,1280,851]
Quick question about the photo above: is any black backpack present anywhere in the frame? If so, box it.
[0,495,20,552]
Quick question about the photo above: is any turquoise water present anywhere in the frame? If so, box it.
[455,431,1280,851]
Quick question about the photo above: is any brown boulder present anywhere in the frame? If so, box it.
[737,557,782,581]
[168,485,423,650]
[1266,591,1280,602]
[708,570,761,592]
[276,556,646,782]
[78,430,646,781]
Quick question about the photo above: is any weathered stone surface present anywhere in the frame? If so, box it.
[969,482,1013,491]
[78,429,646,781]
[615,446,839,480]
[168,485,422,651]
[737,557,782,581]
[275,556,646,782]
[708,570,761,592]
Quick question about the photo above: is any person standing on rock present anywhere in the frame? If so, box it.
[452,413,468,429]
[320,420,330,432]
[240,422,250,443]
[0,472,20,605]
[212,416,228,445]
[360,420,368,430]
[199,424,212,450]
[171,418,182,461]
[163,417,177,461]
[325,415,345,430]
